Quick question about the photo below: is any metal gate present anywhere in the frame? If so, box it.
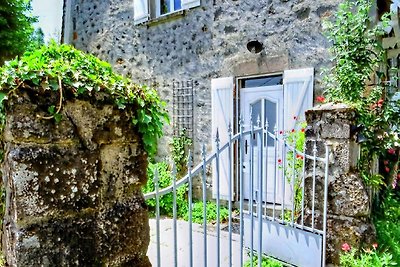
[144,118,329,267]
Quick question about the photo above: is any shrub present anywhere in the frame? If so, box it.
[143,161,187,217]
[339,244,396,267]
[184,201,229,224]
[374,192,400,264]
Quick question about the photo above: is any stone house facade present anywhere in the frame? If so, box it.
[62,0,397,199]
[62,0,343,153]
[61,0,397,150]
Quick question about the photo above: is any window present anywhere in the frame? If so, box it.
[133,0,201,25]
[158,0,182,16]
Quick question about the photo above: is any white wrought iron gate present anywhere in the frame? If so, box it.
[144,119,329,267]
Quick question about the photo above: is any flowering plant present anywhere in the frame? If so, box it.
[339,242,396,267]
[280,120,306,221]
[323,0,400,191]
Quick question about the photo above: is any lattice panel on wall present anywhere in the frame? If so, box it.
[172,80,194,139]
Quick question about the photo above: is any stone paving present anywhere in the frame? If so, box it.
[148,218,248,267]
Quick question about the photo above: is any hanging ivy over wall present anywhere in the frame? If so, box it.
[0,42,169,157]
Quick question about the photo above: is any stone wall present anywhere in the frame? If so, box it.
[2,91,150,266]
[305,103,374,265]
[64,0,341,158]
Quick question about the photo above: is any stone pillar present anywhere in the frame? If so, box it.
[305,103,374,265]
[2,92,151,266]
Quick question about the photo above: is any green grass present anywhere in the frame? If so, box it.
[374,192,400,264]
[244,255,283,267]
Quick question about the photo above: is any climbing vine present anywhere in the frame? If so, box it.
[170,129,192,176]
[322,0,400,189]
[0,42,169,157]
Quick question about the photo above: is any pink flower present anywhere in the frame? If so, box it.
[393,179,398,189]
[341,243,351,252]
[385,166,390,173]
[316,96,325,103]
[397,173,400,179]
[388,148,396,155]
[384,160,389,165]
[372,243,378,249]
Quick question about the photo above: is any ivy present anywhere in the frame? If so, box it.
[0,42,169,157]
[170,129,192,176]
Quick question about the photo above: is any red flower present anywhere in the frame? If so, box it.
[293,116,297,120]
[384,160,389,165]
[278,159,282,164]
[301,128,305,133]
[279,130,283,135]
[341,243,351,252]
[385,166,390,173]
[388,148,396,155]
[316,96,325,103]
[397,173,400,179]
[377,99,384,104]
[372,243,378,249]
[291,129,295,133]
[296,155,304,160]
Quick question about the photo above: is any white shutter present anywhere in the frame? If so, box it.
[211,77,234,201]
[283,68,314,131]
[134,0,149,25]
[182,0,200,10]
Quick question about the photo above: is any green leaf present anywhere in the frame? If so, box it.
[48,105,56,115]
[54,113,63,124]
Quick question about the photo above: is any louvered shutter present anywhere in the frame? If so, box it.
[211,77,234,201]
[283,68,314,131]
[134,0,149,25]
[182,0,201,10]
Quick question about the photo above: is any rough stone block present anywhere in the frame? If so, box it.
[329,173,370,217]
[326,216,375,264]
[2,96,151,266]
[320,121,351,139]
[3,94,76,143]
[4,199,150,266]
[100,143,148,204]
[3,144,100,225]
[63,100,139,149]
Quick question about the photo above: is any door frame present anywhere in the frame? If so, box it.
[233,74,284,204]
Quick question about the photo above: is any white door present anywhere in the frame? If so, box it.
[241,85,286,204]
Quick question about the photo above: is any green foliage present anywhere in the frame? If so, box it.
[322,0,399,189]
[374,192,400,264]
[143,162,188,217]
[339,246,396,267]
[0,0,37,64]
[322,0,388,103]
[170,129,192,176]
[281,121,306,221]
[184,201,229,224]
[0,43,169,157]
[244,255,283,267]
